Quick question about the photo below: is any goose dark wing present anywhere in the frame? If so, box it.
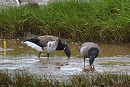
[37,35,59,47]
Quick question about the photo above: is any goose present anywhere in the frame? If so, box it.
[16,0,38,6]
[80,42,100,68]
[22,35,71,60]
[15,0,20,6]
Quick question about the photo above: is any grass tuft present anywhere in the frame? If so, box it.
[0,71,130,87]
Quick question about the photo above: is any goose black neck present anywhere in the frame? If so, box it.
[88,48,99,58]
[18,0,21,4]
[89,56,95,66]
[56,40,67,50]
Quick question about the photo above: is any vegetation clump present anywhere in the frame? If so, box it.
[0,71,130,87]
[0,0,130,43]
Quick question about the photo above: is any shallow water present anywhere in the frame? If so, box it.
[0,39,130,57]
[0,39,130,81]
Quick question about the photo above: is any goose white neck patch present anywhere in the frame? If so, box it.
[64,47,66,50]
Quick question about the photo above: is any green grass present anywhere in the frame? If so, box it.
[0,71,130,87]
[0,0,130,43]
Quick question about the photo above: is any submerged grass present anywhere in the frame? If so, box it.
[0,0,130,43]
[0,71,129,87]
[99,61,130,66]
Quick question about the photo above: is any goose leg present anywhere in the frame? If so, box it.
[38,52,41,59]
[47,53,49,59]
[84,57,85,68]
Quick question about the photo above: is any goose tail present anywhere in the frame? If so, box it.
[22,41,43,52]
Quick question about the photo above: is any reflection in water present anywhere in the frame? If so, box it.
[83,68,95,72]
[99,43,130,57]
[83,65,95,72]
[0,39,130,58]
[3,49,6,56]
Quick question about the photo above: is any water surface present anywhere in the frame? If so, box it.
[0,39,130,81]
